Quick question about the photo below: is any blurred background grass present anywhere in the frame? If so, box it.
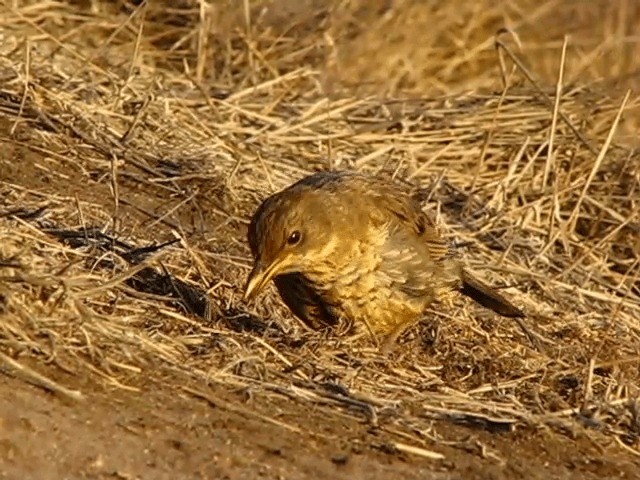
[43,0,638,143]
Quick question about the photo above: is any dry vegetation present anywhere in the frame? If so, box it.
[0,0,639,477]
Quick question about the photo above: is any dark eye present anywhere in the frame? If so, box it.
[287,230,302,245]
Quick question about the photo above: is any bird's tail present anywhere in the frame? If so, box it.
[459,269,524,318]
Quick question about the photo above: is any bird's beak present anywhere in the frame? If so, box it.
[243,258,285,301]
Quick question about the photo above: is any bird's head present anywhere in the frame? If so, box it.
[243,187,343,300]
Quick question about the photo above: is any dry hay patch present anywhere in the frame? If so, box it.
[0,0,639,463]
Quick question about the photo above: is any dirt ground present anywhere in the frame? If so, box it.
[1,1,640,479]
[1,368,638,480]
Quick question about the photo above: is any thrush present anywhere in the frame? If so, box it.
[244,170,525,350]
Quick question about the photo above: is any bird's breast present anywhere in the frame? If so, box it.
[303,223,435,335]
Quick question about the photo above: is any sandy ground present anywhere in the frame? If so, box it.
[1,368,638,480]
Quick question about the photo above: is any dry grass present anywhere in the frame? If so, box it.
[1,0,639,459]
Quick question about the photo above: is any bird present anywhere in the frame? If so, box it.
[243,170,525,351]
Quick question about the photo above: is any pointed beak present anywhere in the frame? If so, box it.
[243,258,284,301]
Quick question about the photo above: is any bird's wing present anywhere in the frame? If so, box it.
[374,196,463,299]
[365,178,452,264]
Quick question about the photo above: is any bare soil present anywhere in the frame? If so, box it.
[1,370,637,480]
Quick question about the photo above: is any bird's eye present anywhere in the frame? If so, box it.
[287,230,302,245]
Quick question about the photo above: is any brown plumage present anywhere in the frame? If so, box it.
[244,170,524,350]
